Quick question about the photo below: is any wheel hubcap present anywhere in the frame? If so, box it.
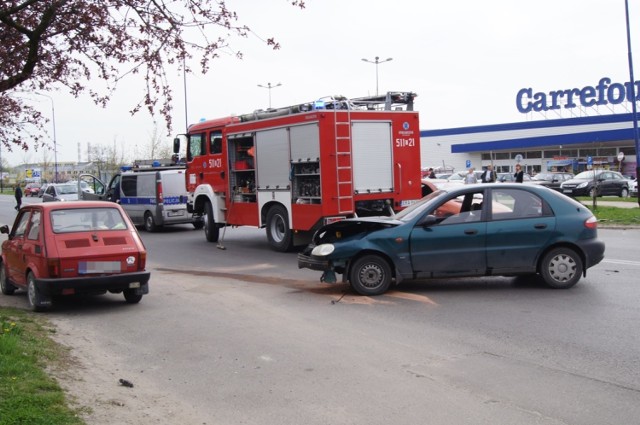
[271,215,285,242]
[28,280,36,305]
[359,264,384,288]
[548,254,576,282]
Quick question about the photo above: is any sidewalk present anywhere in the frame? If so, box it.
[581,200,638,209]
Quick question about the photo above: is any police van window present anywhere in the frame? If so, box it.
[210,131,222,154]
[121,175,137,197]
[136,174,155,197]
[109,175,120,192]
[188,133,205,161]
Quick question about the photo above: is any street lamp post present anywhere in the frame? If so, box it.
[361,56,393,96]
[33,93,58,183]
[257,82,282,109]
[624,0,640,206]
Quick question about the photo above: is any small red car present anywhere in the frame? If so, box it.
[0,201,150,311]
[24,183,41,197]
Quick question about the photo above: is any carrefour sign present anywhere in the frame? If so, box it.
[516,77,639,113]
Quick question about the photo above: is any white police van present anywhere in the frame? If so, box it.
[79,164,204,232]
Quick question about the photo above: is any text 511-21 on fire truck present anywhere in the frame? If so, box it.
[173,91,422,252]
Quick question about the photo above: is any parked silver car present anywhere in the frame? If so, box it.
[41,183,79,202]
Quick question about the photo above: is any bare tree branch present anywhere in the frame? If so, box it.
[0,0,305,152]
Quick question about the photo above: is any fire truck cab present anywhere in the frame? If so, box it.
[175,91,422,252]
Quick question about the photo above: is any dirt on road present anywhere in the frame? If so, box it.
[49,316,209,425]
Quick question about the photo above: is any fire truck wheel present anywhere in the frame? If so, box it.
[349,254,392,296]
[266,205,293,252]
[204,201,219,242]
[144,212,159,232]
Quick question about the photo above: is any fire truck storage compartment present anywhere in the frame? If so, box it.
[352,122,393,194]
[290,123,321,205]
[229,133,256,202]
[255,128,291,194]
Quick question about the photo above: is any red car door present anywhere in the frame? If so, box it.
[21,209,45,279]
[5,211,32,286]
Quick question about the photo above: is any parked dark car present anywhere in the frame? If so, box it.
[298,183,605,296]
[560,170,629,197]
[529,172,574,191]
[0,201,150,311]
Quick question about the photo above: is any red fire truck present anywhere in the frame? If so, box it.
[173,91,422,251]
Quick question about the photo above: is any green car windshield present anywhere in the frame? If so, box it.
[396,190,445,222]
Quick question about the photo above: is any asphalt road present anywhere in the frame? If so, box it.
[1,195,640,424]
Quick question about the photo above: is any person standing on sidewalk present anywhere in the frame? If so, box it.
[481,165,496,183]
[465,168,478,184]
[14,185,22,210]
[514,164,524,183]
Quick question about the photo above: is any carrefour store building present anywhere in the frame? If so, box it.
[421,77,638,178]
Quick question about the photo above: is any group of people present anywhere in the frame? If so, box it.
[465,164,524,184]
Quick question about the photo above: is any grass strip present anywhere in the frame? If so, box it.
[583,205,640,226]
[0,307,84,425]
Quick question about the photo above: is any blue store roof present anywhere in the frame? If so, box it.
[420,113,639,153]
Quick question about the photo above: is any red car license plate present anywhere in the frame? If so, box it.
[79,261,121,274]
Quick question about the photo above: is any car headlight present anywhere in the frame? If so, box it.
[311,244,335,257]
[577,182,588,188]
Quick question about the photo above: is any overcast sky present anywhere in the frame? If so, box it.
[7,0,637,166]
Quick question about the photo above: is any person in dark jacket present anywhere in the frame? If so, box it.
[481,165,496,183]
[514,164,524,183]
[14,185,23,210]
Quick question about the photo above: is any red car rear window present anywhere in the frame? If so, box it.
[50,208,128,233]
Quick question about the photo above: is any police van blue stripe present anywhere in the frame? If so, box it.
[120,196,185,206]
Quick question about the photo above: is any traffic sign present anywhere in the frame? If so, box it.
[466,160,471,168]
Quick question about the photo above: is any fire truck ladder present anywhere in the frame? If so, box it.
[334,108,354,215]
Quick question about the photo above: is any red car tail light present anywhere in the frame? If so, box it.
[47,258,61,278]
[584,215,598,229]
[138,251,147,270]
